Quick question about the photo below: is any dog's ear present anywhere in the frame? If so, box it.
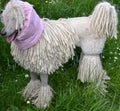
[4,3,25,30]
[13,6,24,29]
[11,4,25,30]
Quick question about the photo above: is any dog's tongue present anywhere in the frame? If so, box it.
[7,31,16,43]
[7,34,15,43]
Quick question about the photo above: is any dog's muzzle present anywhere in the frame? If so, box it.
[1,28,6,36]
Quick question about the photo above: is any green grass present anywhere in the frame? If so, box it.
[0,0,120,111]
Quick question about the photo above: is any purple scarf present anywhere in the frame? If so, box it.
[7,1,44,50]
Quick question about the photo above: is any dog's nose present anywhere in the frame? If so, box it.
[1,28,6,36]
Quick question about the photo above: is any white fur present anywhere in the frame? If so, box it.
[65,3,117,84]
[89,2,118,38]
[23,80,41,100]
[1,0,118,108]
[32,85,53,108]
[62,2,117,88]
[11,20,79,74]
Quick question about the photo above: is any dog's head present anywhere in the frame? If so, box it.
[0,0,24,42]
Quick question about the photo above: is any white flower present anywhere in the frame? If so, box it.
[110,52,113,54]
[82,13,85,16]
[49,0,56,4]
[27,100,30,104]
[117,47,119,50]
[25,74,29,78]
[45,1,48,3]
[114,59,116,62]
[44,104,47,108]
[114,52,117,55]
[15,79,18,82]
[111,67,114,69]
[102,56,105,59]
[114,57,118,60]
[61,68,64,71]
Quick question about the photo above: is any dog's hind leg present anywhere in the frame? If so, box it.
[78,38,110,94]
[33,73,53,108]
[23,72,41,101]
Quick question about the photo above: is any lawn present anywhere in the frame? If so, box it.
[0,0,120,111]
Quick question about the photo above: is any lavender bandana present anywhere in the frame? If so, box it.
[7,1,44,50]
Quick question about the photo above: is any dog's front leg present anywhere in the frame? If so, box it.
[23,72,41,101]
[33,73,53,108]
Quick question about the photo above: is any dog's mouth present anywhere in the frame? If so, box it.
[7,30,18,43]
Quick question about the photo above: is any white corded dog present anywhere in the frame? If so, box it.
[0,0,118,108]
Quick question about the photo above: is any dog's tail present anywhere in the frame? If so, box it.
[89,2,118,38]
